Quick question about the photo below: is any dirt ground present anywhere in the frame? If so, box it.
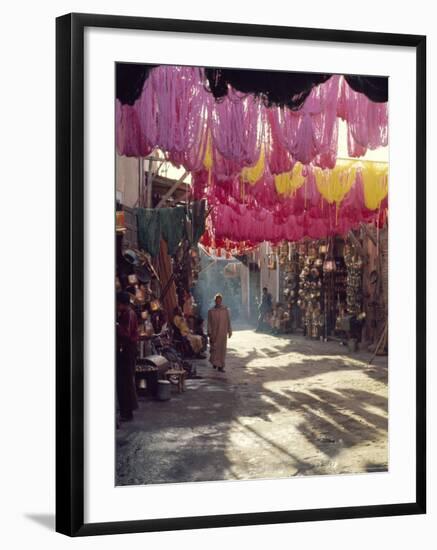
[116,328,388,485]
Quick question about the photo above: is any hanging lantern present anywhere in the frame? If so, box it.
[308,245,318,258]
[116,210,125,230]
[319,243,328,255]
[323,259,337,273]
[323,237,336,273]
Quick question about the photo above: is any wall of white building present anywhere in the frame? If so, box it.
[115,153,141,207]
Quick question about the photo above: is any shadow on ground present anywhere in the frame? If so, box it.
[116,329,388,485]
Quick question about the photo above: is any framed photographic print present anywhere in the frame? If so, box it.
[56,12,426,536]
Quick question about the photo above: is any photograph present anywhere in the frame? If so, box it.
[114,63,389,486]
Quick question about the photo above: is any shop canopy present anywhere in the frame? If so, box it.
[116,65,388,245]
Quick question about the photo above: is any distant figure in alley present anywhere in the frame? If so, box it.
[207,293,232,372]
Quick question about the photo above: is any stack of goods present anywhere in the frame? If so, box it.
[173,244,192,307]
[116,248,156,307]
[343,243,364,315]
[189,247,201,287]
[278,242,297,331]
[333,257,347,305]
[297,244,324,339]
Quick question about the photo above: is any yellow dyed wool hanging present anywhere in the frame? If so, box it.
[314,161,356,206]
[202,131,213,187]
[241,146,265,185]
[203,131,213,171]
[361,162,388,210]
[274,163,305,195]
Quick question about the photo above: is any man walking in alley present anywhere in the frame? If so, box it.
[207,293,232,372]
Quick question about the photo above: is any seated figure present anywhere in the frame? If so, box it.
[173,307,205,357]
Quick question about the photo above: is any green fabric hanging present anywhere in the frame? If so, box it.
[160,206,187,256]
[188,200,206,246]
[135,208,161,257]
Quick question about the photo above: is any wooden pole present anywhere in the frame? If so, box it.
[138,157,143,206]
[146,158,153,208]
[367,321,387,366]
[156,171,189,209]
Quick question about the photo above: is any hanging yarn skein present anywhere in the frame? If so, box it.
[117,67,388,180]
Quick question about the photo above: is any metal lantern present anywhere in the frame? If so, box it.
[319,243,328,255]
[323,259,337,273]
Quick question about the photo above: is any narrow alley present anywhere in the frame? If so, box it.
[116,328,388,485]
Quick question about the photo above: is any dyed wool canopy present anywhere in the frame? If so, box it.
[116,65,389,246]
[116,66,389,177]
[201,161,388,244]
[337,77,388,156]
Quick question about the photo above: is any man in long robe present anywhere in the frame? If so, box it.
[207,294,232,372]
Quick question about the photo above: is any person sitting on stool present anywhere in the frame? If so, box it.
[173,306,205,358]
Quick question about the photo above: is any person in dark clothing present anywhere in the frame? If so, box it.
[256,287,273,332]
[116,292,139,421]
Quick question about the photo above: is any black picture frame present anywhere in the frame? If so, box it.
[56,12,426,537]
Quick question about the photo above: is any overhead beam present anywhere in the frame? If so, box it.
[156,171,189,208]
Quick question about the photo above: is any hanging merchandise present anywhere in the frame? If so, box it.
[314,161,357,221]
[136,203,207,257]
[173,242,192,307]
[160,206,186,256]
[241,146,266,184]
[203,158,387,246]
[337,76,388,156]
[268,75,340,167]
[116,64,389,249]
[280,242,301,333]
[267,254,277,270]
[210,89,263,167]
[116,67,388,177]
[210,201,375,245]
[298,249,324,339]
[136,208,161,257]
[274,163,305,195]
[187,200,207,246]
[361,162,389,210]
[343,242,364,315]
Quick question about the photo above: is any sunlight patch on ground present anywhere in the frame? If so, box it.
[261,368,381,393]
[361,402,388,418]
[244,353,368,370]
